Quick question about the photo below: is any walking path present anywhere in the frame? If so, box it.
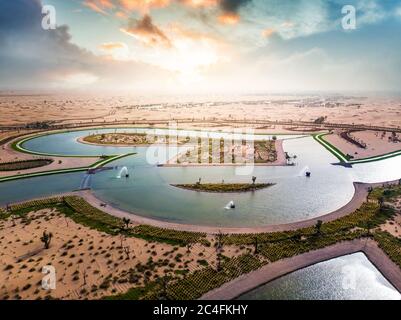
[78,181,397,234]
[200,239,401,299]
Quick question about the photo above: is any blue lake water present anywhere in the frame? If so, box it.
[238,253,401,300]
[1,127,400,227]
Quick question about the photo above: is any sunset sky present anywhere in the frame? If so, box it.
[1,0,401,93]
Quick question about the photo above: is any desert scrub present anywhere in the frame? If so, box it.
[131,225,208,246]
[6,196,210,246]
[222,196,394,246]
[373,231,401,269]
[0,159,53,171]
[63,196,122,234]
[0,159,54,171]
[166,254,263,300]
[368,185,401,201]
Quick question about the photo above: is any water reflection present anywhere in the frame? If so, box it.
[238,253,401,300]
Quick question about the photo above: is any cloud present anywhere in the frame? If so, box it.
[100,42,126,50]
[218,12,240,24]
[261,28,275,38]
[118,20,230,79]
[83,0,114,15]
[180,0,219,8]
[220,0,251,13]
[121,14,172,47]
[0,0,174,91]
[397,6,401,18]
[119,0,170,13]
[99,42,130,61]
[356,0,387,25]
[217,0,252,24]
[0,0,97,87]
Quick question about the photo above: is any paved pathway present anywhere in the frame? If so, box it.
[200,239,401,299]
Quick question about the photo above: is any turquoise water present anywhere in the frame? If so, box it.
[21,128,302,156]
[1,128,400,300]
[0,172,83,205]
[89,138,355,227]
[238,253,401,300]
[1,127,400,227]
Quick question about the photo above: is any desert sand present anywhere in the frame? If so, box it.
[1,93,401,129]
[325,130,401,159]
[0,208,247,300]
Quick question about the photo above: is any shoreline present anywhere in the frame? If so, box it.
[72,180,395,234]
[200,238,401,299]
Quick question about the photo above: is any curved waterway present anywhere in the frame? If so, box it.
[1,127,401,227]
[238,253,401,300]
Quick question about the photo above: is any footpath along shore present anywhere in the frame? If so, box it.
[200,238,401,299]
[77,181,392,234]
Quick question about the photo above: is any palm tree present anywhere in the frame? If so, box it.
[253,236,258,254]
[215,230,223,251]
[364,221,373,236]
[186,243,192,254]
[216,253,222,272]
[315,220,323,235]
[378,196,384,210]
[40,231,53,249]
[122,217,131,230]
[123,246,131,259]
[160,275,170,300]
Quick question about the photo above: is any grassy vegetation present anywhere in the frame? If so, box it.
[165,254,263,300]
[111,187,401,300]
[131,225,209,246]
[369,184,401,201]
[109,254,263,300]
[2,196,208,247]
[0,159,53,171]
[223,186,401,246]
[2,184,401,300]
[374,231,401,269]
[172,183,275,193]
[104,281,161,300]
[313,133,348,162]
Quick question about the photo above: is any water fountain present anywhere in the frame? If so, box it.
[225,201,236,210]
[298,166,310,177]
[116,166,129,179]
[79,174,92,190]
